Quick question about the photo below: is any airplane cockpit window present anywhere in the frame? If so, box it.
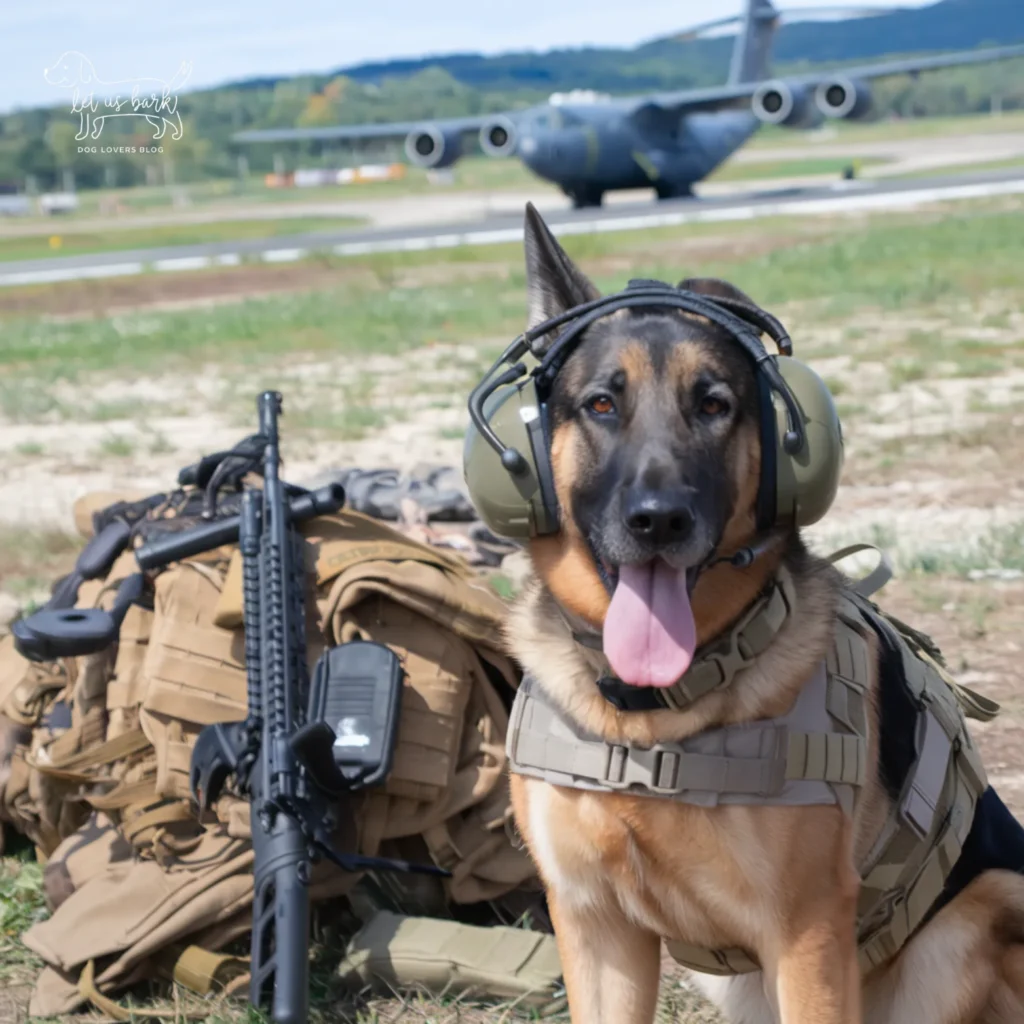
[526,108,563,132]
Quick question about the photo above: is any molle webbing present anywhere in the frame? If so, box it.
[849,592,988,972]
[659,569,794,710]
[508,664,866,808]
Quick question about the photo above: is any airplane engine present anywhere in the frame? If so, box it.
[815,77,873,121]
[404,125,462,169]
[479,116,517,157]
[751,80,819,128]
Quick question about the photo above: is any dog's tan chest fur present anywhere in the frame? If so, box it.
[513,772,839,955]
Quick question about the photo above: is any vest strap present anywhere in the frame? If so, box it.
[508,667,862,808]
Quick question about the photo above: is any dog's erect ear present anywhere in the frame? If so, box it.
[678,277,758,307]
[524,203,600,329]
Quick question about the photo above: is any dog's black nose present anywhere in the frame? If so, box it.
[623,490,696,546]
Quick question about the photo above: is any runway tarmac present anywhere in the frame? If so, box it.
[3,166,1024,288]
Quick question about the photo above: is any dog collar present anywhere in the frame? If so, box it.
[562,569,796,713]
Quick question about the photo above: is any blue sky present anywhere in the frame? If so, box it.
[6,0,934,113]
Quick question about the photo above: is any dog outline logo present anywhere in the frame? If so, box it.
[44,52,192,142]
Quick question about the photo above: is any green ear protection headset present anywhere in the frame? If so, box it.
[463,279,843,554]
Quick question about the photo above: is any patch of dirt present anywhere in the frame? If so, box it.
[0,981,35,1024]
[878,577,1024,815]
[775,301,1024,567]
[0,343,485,541]
[0,261,382,320]
[0,257,522,322]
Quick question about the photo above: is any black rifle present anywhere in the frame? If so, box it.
[185,393,448,1024]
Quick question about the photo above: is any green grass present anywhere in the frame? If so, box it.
[0,852,710,1024]
[288,401,388,440]
[906,521,1024,577]
[0,217,365,262]
[0,526,82,600]
[96,434,137,457]
[746,109,1024,149]
[575,199,1024,319]
[709,155,883,183]
[0,279,526,406]
[879,327,1024,380]
[0,855,47,983]
[889,155,1024,181]
[1,198,1022,431]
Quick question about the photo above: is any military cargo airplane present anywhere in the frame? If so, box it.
[233,0,1024,208]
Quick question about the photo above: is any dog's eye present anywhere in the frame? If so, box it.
[699,396,729,417]
[588,395,616,416]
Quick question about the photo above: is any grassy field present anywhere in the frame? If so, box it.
[890,154,1024,180]
[1,191,1023,1023]
[2,199,1023,381]
[745,107,1024,147]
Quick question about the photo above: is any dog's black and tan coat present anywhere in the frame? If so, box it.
[505,205,1024,1024]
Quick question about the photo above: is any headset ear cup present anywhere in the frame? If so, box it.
[463,375,557,539]
[772,358,844,529]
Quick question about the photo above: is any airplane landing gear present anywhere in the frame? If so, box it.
[565,186,604,209]
[655,182,693,201]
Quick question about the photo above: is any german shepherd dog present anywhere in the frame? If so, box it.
[505,205,1024,1024]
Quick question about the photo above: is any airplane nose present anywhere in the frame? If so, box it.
[519,133,555,172]
[519,130,585,179]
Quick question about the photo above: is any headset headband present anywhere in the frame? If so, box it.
[468,281,804,477]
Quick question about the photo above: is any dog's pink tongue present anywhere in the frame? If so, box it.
[603,560,697,687]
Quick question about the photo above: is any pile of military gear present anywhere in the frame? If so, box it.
[0,394,561,1021]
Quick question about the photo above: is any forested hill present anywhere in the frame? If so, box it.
[260,0,1024,96]
[773,0,1024,63]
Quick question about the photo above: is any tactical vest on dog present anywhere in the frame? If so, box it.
[506,561,993,976]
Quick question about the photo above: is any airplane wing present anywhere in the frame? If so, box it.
[233,115,490,144]
[642,42,1024,115]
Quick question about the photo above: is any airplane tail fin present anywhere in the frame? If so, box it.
[728,0,780,84]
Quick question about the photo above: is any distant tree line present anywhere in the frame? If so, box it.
[1,50,1022,192]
